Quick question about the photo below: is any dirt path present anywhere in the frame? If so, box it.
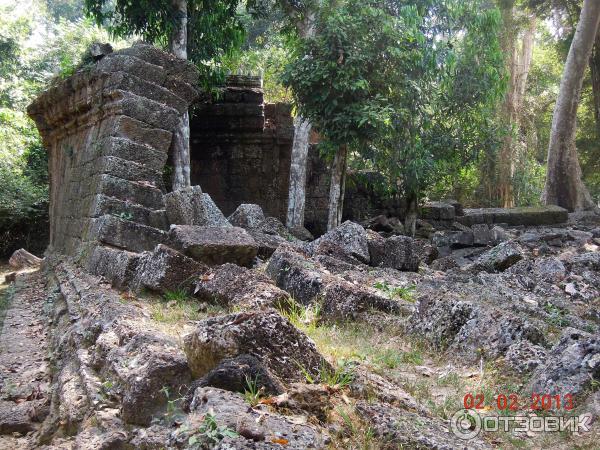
[0,270,51,449]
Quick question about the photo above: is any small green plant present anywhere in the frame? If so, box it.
[336,407,376,450]
[188,413,238,447]
[162,289,189,304]
[279,297,320,331]
[115,211,134,221]
[374,281,416,302]
[319,360,355,389]
[544,303,569,328]
[160,386,186,424]
[243,375,264,407]
[374,348,403,369]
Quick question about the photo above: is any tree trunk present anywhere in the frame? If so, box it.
[327,145,348,231]
[169,0,191,191]
[498,8,536,208]
[285,8,316,228]
[543,0,600,211]
[286,116,312,227]
[404,192,418,238]
[590,32,600,138]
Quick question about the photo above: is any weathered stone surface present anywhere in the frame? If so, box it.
[526,328,600,397]
[27,44,199,260]
[183,310,330,382]
[504,340,547,374]
[265,246,326,305]
[362,215,405,235]
[134,244,206,293]
[228,203,266,229]
[91,214,167,253]
[188,354,285,397]
[306,221,370,263]
[0,401,40,435]
[288,225,314,242]
[193,263,289,309]
[8,249,42,269]
[174,387,327,449]
[356,401,491,450]
[472,241,523,272]
[421,201,456,221]
[458,205,569,227]
[368,234,420,272]
[87,245,141,288]
[169,225,258,267]
[471,223,493,246]
[432,230,474,249]
[320,281,409,322]
[165,187,231,227]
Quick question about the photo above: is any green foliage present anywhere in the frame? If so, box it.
[162,289,190,304]
[243,375,264,406]
[84,0,251,90]
[188,413,238,447]
[318,360,355,388]
[283,0,506,208]
[373,281,415,303]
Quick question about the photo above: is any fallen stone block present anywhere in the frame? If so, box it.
[193,263,289,309]
[227,203,265,229]
[87,245,141,288]
[134,244,207,293]
[8,248,42,269]
[306,220,370,263]
[472,223,493,246]
[320,280,410,322]
[458,205,569,227]
[169,225,258,267]
[525,328,600,397]
[187,354,285,398]
[432,230,474,249]
[183,309,331,382]
[421,201,456,221]
[368,233,420,271]
[288,225,314,242]
[472,241,523,272]
[265,246,327,305]
[165,187,231,227]
[91,214,167,253]
[177,387,327,449]
[356,402,491,450]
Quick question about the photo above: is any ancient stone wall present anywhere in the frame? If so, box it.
[190,79,391,235]
[28,44,199,261]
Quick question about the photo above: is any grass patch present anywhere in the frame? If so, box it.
[374,281,416,303]
[329,407,378,450]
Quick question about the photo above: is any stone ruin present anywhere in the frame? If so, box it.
[6,42,599,449]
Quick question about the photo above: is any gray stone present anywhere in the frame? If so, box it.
[306,221,370,263]
[288,225,314,242]
[356,402,491,450]
[265,246,326,305]
[526,328,600,397]
[532,257,567,283]
[183,309,331,382]
[421,201,456,221]
[165,187,231,227]
[87,245,141,288]
[368,233,420,271]
[174,387,327,449]
[169,225,258,267]
[187,354,285,397]
[458,205,569,227]
[8,249,42,269]
[320,280,410,322]
[91,214,167,253]
[432,230,474,249]
[193,263,289,310]
[472,241,523,272]
[134,244,207,293]
[504,340,547,374]
[471,224,493,246]
[228,203,265,229]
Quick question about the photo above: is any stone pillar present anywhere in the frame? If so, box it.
[28,43,199,263]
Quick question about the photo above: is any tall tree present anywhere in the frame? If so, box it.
[497,3,536,208]
[278,0,318,229]
[85,0,246,190]
[542,0,600,211]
